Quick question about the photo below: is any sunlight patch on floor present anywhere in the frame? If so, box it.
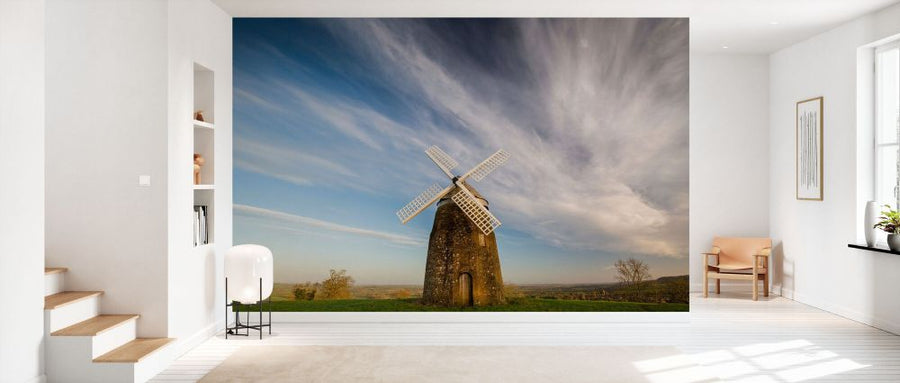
[634,339,870,382]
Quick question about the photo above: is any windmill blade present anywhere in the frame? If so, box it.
[451,184,501,235]
[459,149,510,182]
[397,183,455,224]
[425,145,459,178]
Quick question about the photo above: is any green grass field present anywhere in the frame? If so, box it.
[235,297,688,312]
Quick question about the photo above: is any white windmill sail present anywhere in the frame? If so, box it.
[396,183,455,224]
[451,185,502,235]
[397,145,509,234]
[425,145,458,178]
[460,149,510,182]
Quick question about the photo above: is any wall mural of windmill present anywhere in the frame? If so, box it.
[397,146,510,306]
[232,18,690,312]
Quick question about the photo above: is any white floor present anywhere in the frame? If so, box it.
[151,291,900,382]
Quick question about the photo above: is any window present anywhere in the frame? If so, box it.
[875,42,900,207]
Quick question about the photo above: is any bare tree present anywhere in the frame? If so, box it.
[614,258,651,286]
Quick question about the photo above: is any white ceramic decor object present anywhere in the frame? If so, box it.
[865,201,879,247]
[225,244,274,304]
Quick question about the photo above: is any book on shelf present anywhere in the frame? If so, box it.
[193,205,208,246]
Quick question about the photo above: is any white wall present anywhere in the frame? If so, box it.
[45,0,232,341]
[46,0,172,337]
[689,54,770,291]
[167,0,233,351]
[769,2,900,333]
[0,1,46,381]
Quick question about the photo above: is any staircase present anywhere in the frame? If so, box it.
[44,267,175,382]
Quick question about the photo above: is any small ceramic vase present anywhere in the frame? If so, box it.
[888,233,900,252]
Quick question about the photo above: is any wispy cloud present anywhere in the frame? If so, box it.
[234,136,382,192]
[290,89,384,150]
[235,204,424,247]
[234,158,312,187]
[283,85,430,152]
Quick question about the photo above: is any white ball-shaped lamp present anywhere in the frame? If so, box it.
[225,244,274,304]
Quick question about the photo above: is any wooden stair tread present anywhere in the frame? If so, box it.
[94,338,174,363]
[45,267,68,275]
[44,291,103,310]
[51,314,139,336]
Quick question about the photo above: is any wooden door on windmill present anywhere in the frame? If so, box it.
[457,273,473,306]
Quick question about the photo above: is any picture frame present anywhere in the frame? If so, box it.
[796,96,824,200]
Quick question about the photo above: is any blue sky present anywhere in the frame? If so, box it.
[233,19,689,285]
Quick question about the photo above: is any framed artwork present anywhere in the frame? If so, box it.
[796,96,824,200]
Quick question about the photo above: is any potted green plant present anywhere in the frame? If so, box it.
[874,204,900,251]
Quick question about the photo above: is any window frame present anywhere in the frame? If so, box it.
[874,41,900,208]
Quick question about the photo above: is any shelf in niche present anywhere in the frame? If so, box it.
[193,120,214,130]
[193,184,215,190]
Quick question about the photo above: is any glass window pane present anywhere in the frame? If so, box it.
[877,145,900,207]
[877,48,900,144]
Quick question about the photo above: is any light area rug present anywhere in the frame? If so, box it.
[199,346,718,383]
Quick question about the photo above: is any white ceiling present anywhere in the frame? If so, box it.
[213,0,900,54]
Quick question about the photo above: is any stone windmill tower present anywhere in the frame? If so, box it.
[397,146,510,307]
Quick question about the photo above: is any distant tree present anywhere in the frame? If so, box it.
[318,269,355,299]
[292,282,318,301]
[614,258,651,286]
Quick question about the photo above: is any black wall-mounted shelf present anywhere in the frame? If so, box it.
[848,243,900,255]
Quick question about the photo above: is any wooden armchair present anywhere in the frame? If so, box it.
[703,237,772,301]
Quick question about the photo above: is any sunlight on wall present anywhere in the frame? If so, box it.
[633,339,869,382]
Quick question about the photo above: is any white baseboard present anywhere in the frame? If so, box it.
[773,284,789,299]
[173,322,217,358]
[268,311,689,323]
[781,288,900,336]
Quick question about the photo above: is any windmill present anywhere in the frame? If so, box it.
[397,145,510,306]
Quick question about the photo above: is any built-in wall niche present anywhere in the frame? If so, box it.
[193,63,214,124]
[193,62,215,247]
[193,127,214,185]
[194,189,215,245]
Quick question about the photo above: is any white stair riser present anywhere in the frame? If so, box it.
[46,297,100,333]
[91,320,137,359]
[47,345,135,383]
[47,344,174,383]
[46,334,172,383]
[45,273,65,297]
[133,343,176,383]
[46,336,94,383]
[96,364,137,383]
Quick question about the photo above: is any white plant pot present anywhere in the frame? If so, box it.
[888,234,900,252]
[225,244,274,304]
[865,201,879,247]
